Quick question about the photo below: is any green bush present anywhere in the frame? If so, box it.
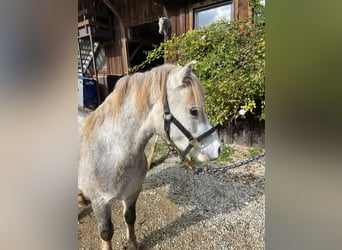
[130,1,265,125]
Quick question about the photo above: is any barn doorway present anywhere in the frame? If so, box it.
[128,20,165,72]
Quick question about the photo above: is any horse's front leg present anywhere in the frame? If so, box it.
[93,201,114,250]
[123,191,141,250]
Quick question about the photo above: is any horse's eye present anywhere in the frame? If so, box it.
[189,107,198,116]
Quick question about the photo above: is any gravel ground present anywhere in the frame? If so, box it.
[78,142,265,250]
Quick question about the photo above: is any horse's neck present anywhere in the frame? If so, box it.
[108,104,154,154]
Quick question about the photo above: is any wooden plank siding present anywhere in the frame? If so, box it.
[102,14,125,76]
[104,41,123,76]
[234,0,252,20]
[114,0,164,27]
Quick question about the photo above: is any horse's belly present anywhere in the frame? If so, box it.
[79,151,147,202]
[102,166,147,202]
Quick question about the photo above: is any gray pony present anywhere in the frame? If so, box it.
[78,62,221,250]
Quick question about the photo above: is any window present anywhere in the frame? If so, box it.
[194,2,233,29]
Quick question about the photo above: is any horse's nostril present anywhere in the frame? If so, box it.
[218,146,222,155]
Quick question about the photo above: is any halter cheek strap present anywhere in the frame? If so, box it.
[163,94,217,161]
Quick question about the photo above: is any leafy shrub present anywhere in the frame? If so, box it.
[130,0,265,125]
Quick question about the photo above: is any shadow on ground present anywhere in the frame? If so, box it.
[139,163,264,249]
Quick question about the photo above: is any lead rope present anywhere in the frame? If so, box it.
[192,152,265,174]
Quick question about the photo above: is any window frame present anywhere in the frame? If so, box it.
[193,1,234,29]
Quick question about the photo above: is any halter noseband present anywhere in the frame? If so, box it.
[163,94,217,162]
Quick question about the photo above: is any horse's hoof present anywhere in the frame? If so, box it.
[123,241,140,250]
[101,239,113,250]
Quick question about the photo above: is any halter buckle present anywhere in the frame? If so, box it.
[189,138,200,147]
[163,113,172,121]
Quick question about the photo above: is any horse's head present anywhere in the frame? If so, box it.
[161,62,222,162]
[158,17,170,36]
[158,17,165,34]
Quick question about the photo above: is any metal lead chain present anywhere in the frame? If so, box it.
[194,152,265,174]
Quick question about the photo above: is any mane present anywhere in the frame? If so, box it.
[182,73,204,115]
[81,64,204,144]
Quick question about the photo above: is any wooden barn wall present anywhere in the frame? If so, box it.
[104,41,123,76]
[234,0,252,20]
[165,0,189,36]
[113,0,164,27]
[104,15,125,76]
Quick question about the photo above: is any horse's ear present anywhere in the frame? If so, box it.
[181,60,197,82]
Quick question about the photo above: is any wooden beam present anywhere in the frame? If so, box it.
[78,19,112,30]
[102,0,122,20]
[78,19,90,28]
[78,8,89,17]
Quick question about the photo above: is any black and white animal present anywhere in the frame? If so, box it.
[158,16,171,40]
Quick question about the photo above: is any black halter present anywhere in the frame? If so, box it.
[163,94,217,161]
